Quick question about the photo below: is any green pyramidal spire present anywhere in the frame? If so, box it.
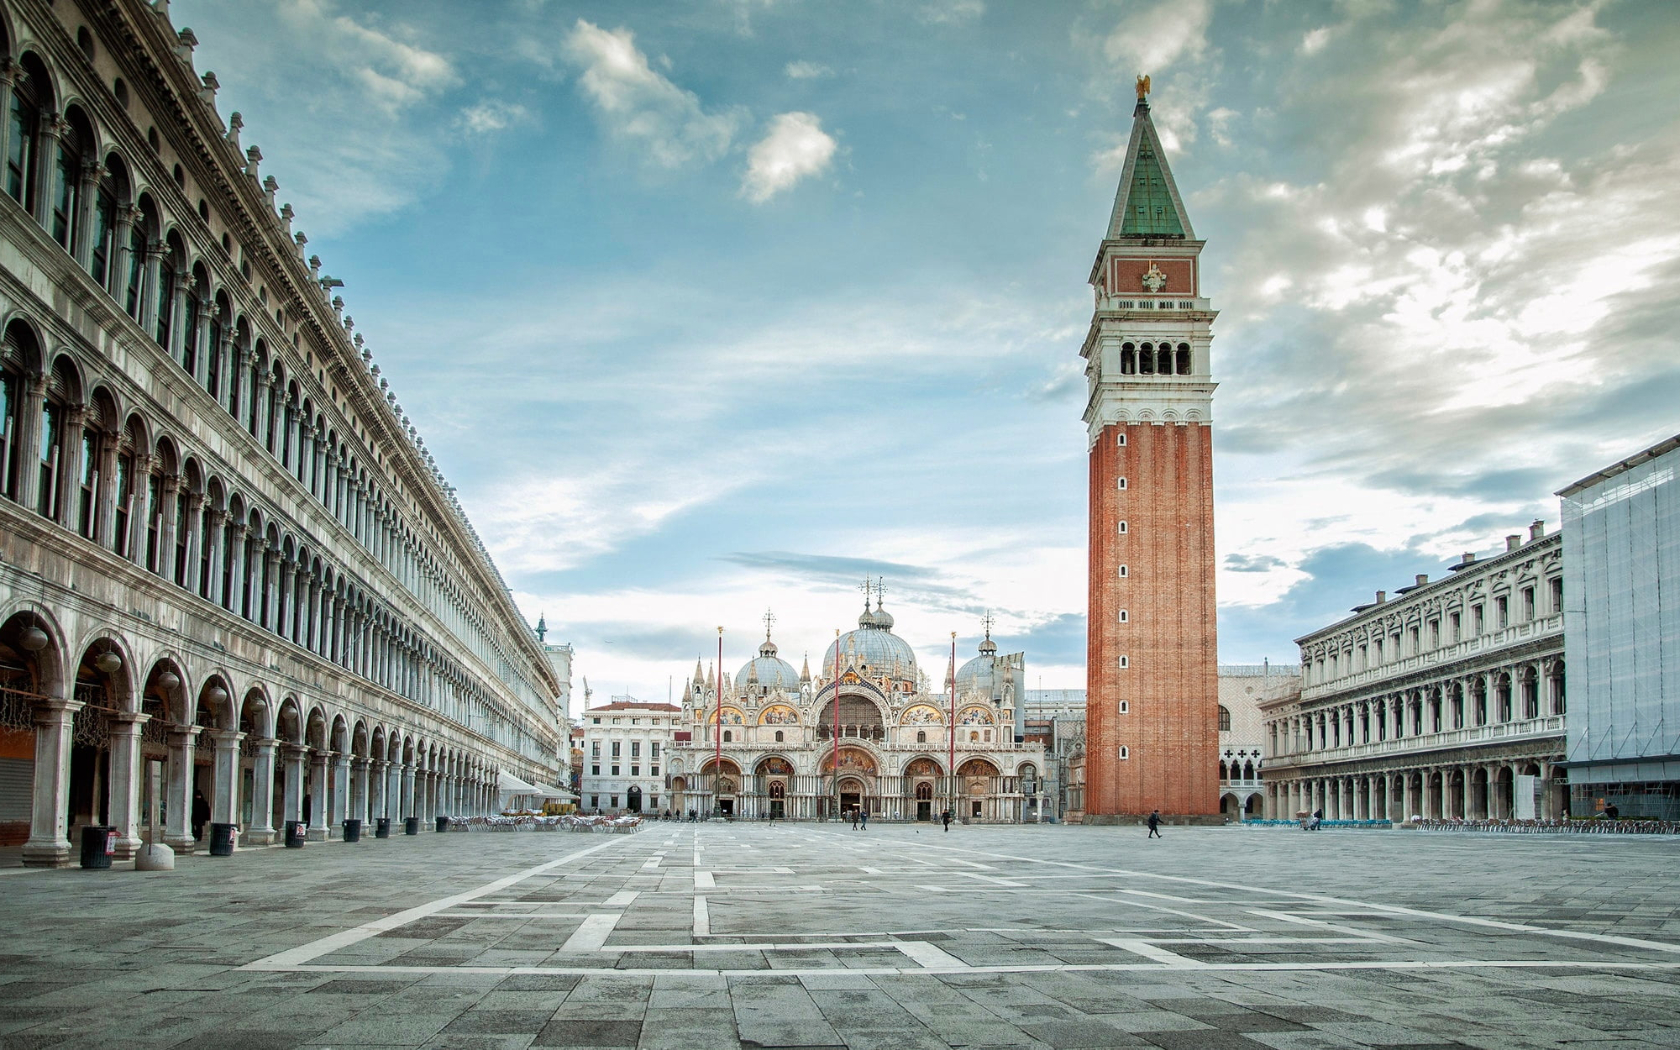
[1105,91,1194,241]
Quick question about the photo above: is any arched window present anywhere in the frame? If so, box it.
[155,237,179,348]
[0,324,36,501]
[112,418,140,556]
[181,269,204,376]
[1138,342,1155,375]
[722,730,732,743]
[51,116,85,249]
[124,207,149,319]
[1157,345,1173,375]
[916,730,926,743]
[90,166,119,288]
[1218,705,1231,731]
[1120,342,1136,374]
[1176,342,1191,375]
[774,730,783,742]
[205,299,226,403]
[6,60,43,207]
[38,360,75,520]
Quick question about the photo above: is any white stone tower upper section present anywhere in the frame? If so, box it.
[1080,83,1218,445]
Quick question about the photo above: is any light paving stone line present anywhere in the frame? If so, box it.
[241,836,632,970]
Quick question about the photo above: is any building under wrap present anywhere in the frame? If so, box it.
[1559,433,1680,818]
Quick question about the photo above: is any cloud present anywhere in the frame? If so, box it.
[919,0,984,25]
[562,19,742,167]
[1101,0,1211,74]
[785,60,834,80]
[741,111,838,202]
[278,0,458,112]
[458,100,530,134]
[1226,553,1288,574]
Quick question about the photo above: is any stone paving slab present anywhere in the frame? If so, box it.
[0,825,1678,1047]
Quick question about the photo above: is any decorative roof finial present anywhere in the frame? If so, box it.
[875,577,886,609]
[762,608,775,641]
[981,611,994,641]
[1136,73,1151,100]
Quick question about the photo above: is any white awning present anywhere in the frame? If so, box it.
[538,785,577,800]
[497,770,540,794]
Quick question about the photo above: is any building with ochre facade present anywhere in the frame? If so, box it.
[0,0,564,864]
[1081,80,1219,821]
[668,597,1044,822]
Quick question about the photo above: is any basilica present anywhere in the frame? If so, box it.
[667,593,1047,822]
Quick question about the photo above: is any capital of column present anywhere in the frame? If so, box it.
[30,697,83,726]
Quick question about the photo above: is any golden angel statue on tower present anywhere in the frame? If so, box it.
[1136,74,1151,99]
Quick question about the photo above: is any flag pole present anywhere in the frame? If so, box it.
[832,627,841,820]
[948,631,957,818]
[715,626,723,815]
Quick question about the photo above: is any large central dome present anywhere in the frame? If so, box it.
[823,600,917,680]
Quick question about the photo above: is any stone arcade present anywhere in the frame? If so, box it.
[0,0,563,864]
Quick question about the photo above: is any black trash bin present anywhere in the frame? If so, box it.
[375,817,391,839]
[435,815,450,834]
[79,825,114,870]
[208,822,235,856]
[404,817,419,835]
[343,819,362,843]
[284,820,307,848]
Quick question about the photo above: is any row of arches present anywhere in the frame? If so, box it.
[1119,341,1192,376]
[0,22,543,722]
[656,748,1042,823]
[0,323,537,761]
[1272,658,1565,756]
[0,602,520,865]
[1265,759,1567,822]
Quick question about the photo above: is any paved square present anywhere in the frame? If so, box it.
[1,824,1677,1048]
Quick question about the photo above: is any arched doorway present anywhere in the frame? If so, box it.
[820,747,877,820]
[958,758,998,822]
[905,756,942,821]
[626,784,642,814]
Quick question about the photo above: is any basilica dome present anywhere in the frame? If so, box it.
[737,635,801,693]
[954,634,999,697]
[823,601,917,680]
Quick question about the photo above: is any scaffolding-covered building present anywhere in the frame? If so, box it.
[1560,433,1680,819]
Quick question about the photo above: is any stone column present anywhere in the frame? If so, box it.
[21,698,82,867]
[107,711,146,860]
[93,422,119,548]
[31,116,61,229]
[11,373,45,513]
[0,65,15,191]
[278,559,297,640]
[402,762,416,820]
[254,371,273,449]
[52,405,85,528]
[208,727,243,828]
[180,492,204,595]
[282,744,307,829]
[163,727,198,853]
[154,473,181,584]
[247,738,277,845]
[383,759,399,820]
[204,508,227,607]
[72,163,100,269]
[330,751,351,835]
[225,524,247,615]
[308,751,330,840]
[350,756,368,826]
[307,577,324,654]
[369,758,386,822]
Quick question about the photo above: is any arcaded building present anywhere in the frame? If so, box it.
[1081,80,1219,820]
[668,598,1045,822]
[1262,525,1566,821]
[0,0,564,864]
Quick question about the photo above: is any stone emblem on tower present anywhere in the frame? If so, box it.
[1079,77,1221,822]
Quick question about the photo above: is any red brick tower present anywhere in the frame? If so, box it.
[1082,81,1219,821]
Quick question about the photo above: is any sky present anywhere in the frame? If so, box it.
[174,0,1680,713]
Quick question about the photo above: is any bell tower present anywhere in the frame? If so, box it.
[1082,78,1219,821]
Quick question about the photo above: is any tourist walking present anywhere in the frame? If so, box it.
[860,808,868,831]
[1146,809,1162,839]
[850,807,859,830]
[941,808,952,832]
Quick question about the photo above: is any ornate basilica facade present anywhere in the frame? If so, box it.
[668,598,1046,822]
[0,0,564,865]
